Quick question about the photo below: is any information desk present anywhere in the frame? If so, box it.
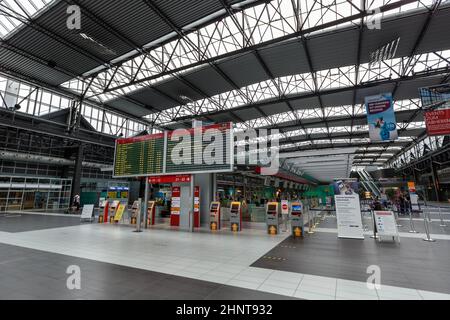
[266,202,280,235]
[209,201,221,231]
[230,202,242,232]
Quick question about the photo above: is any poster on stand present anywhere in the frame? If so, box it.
[335,195,365,240]
[373,211,399,241]
[365,93,398,142]
[333,178,363,239]
[408,181,420,211]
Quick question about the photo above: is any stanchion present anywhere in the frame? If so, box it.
[370,210,379,239]
[437,206,447,227]
[423,210,436,242]
[307,206,315,234]
[393,208,402,228]
[408,207,418,233]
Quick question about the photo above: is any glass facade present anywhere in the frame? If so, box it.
[0,176,72,212]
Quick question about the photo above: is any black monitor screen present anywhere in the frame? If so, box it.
[292,205,302,212]
[231,204,239,211]
[268,204,277,211]
[211,204,218,210]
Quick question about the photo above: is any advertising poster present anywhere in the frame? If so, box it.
[333,178,363,239]
[424,109,450,136]
[170,186,181,226]
[374,211,399,239]
[281,200,289,215]
[335,195,364,240]
[365,93,398,142]
[407,181,420,211]
[333,178,359,195]
[194,186,200,228]
[114,204,126,222]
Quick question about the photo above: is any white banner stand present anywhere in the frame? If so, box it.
[373,210,400,243]
[80,204,94,222]
[335,195,364,240]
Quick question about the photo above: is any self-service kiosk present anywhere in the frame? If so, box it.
[147,201,156,227]
[230,202,242,232]
[209,201,221,231]
[266,202,280,235]
[130,200,139,225]
[290,201,304,238]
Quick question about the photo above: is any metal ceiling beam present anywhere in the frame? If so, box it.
[102,0,419,93]
[174,67,449,122]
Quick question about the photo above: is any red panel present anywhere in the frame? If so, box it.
[425,108,450,136]
[149,174,191,184]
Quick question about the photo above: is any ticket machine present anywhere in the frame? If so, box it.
[130,200,139,225]
[147,201,156,227]
[230,201,242,232]
[290,201,304,238]
[266,202,280,235]
[209,201,221,231]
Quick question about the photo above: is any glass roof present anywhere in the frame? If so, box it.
[0,0,54,38]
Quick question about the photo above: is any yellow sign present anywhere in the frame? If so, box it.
[211,222,217,231]
[231,223,238,232]
[294,227,302,237]
[269,225,277,235]
[114,204,126,222]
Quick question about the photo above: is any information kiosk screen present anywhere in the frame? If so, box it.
[292,205,302,211]
[211,204,218,211]
[231,203,239,211]
[268,204,277,212]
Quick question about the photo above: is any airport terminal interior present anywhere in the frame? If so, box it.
[1,0,450,302]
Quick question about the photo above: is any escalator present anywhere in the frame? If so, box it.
[357,169,381,198]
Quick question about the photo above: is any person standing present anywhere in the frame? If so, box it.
[73,194,81,212]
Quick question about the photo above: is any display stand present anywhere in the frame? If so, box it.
[373,210,400,243]
[147,201,156,227]
[130,200,139,225]
[80,204,94,222]
[209,201,221,231]
[266,202,280,235]
[230,202,242,232]
[290,201,304,238]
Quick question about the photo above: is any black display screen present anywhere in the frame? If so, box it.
[268,204,277,211]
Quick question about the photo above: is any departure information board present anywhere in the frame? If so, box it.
[166,123,232,174]
[114,133,164,177]
[113,123,233,178]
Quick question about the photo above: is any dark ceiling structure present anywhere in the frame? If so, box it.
[1,0,449,182]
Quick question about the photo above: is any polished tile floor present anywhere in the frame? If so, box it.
[0,213,449,300]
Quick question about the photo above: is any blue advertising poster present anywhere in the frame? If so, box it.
[365,93,398,142]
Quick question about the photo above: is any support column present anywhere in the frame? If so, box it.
[70,143,83,205]
[144,178,149,228]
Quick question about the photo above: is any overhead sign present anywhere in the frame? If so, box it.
[335,195,364,240]
[424,108,450,136]
[365,93,398,142]
[113,123,233,177]
[149,175,191,184]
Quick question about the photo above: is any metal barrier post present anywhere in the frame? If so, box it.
[437,206,447,227]
[408,206,418,233]
[307,206,315,234]
[370,210,379,239]
[393,207,402,228]
[423,210,435,242]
